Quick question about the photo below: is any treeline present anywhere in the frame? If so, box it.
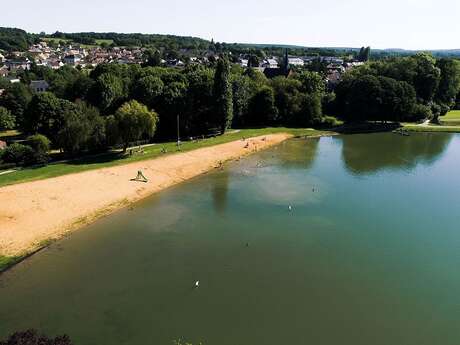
[0,58,331,166]
[50,31,210,50]
[0,27,38,51]
[333,53,460,122]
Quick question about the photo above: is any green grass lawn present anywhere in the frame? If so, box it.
[403,110,460,132]
[403,124,460,132]
[0,128,330,188]
[440,110,460,125]
[0,130,22,141]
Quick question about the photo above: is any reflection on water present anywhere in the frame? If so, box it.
[339,132,453,175]
[1,133,460,345]
[212,170,230,214]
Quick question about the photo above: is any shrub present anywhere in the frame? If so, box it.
[26,134,51,165]
[322,115,341,128]
[1,143,34,166]
[0,106,15,130]
[410,104,432,121]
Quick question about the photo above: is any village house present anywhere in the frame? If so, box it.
[30,80,50,93]
[238,58,248,68]
[64,54,81,65]
[288,57,304,67]
[5,59,31,71]
[0,140,7,150]
[261,58,279,69]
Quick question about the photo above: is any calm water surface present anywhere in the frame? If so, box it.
[1,133,460,345]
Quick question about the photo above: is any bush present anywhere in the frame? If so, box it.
[2,143,34,166]
[321,115,341,128]
[26,134,51,165]
[410,104,432,121]
[0,106,15,130]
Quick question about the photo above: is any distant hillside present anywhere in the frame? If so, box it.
[1,26,460,58]
[48,31,211,50]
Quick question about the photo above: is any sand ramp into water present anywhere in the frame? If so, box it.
[0,134,291,257]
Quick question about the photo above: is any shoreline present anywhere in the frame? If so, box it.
[0,133,293,265]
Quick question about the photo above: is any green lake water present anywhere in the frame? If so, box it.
[1,132,460,345]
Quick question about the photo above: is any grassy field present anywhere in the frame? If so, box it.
[40,37,114,48]
[403,110,460,133]
[440,110,460,125]
[0,128,330,188]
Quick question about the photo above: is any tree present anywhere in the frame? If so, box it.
[0,106,15,130]
[110,100,159,151]
[296,71,325,94]
[56,101,106,154]
[248,55,260,68]
[270,77,303,124]
[90,73,125,113]
[412,53,441,103]
[56,105,92,154]
[143,49,162,67]
[132,75,164,108]
[248,86,278,125]
[358,46,371,62]
[0,83,32,127]
[435,59,460,108]
[23,92,70,141]
[231,74,253,127]
[213,57,233,132]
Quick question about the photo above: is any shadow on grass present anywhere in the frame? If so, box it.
[66,151,127,166]
[333,122,400,134]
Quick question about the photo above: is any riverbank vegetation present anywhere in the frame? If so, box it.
[333,54,460,123]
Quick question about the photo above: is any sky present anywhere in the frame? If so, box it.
[5,0,460,50]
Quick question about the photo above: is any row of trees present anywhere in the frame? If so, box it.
[0,57,330,165]
[334,53,460,122]
[2,52,460,167]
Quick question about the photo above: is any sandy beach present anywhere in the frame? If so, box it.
[0,134,291,257]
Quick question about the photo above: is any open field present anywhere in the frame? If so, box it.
[0,128,328,188]
[403,110,460,133]
[440,110,460,125]
[40,37,114,48]
[403,124,460,132]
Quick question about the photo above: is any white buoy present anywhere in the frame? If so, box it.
[195,281,200,288]
[288,205,292,211]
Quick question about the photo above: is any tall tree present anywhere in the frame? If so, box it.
[213,57,233,132]
[435,58,460,108]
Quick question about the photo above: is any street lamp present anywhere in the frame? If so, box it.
[176,113,181,148]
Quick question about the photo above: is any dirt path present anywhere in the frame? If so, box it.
[0,134,291,256]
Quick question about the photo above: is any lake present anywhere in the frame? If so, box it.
[1,132,460,345]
